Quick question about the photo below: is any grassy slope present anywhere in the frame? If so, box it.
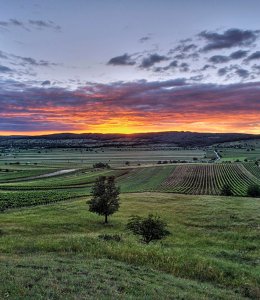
[1,193,259,299]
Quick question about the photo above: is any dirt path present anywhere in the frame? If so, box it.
[214,150,221,162]
[24,169,78,180]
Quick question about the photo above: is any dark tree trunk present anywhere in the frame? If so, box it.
[105,214,108,223]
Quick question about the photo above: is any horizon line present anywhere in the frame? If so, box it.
[0,130,259,138]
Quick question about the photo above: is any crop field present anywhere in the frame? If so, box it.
[218,148,260,162]
[159,164,260,196]
[0,162,259,212]
[243,163,260,179]
[0,147,260,299]
[0,148,206,166]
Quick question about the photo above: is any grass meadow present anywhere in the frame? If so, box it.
[1,193,259,299]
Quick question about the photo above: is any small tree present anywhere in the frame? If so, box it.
[220,184,233,196]
[247,184,260,197]
[88,176,120,223]
[126,214,170,244]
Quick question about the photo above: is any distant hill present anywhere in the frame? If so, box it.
[0,131,259,148]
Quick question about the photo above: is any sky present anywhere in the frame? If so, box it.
[0,0,260,135]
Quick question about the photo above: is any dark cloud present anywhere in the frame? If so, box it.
[0,65,12,73]
[0,19,28,31]
[153,59,183,73]
[199,29,259,51]
[229,50,248,60]
[156,60,179,72]
[247,51,260,61]
[41,80,51,86]
[171,43,199,60]
[28,20,61,31]
[0,19,61,31]
[235,68,249,78]
[218,67,228,76]
[0,50,58,68]
[175,43,197,53]
[167,60,178,69]
[189,75,204,82]
[140,53,168,68]
[13,55,58,67]
[107,54,135,66]
[0,19,23,27]
[9,19,24,26]
[139,36,151,43]
[168,60,178,68]
[23,57,56,67]
[217,65,250,79]
[201,64,214,71]
[179,62,189,72]
[209,55,230,64]
[0,79,259,132]
[252,64,260,74]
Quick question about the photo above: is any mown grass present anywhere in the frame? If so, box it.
[0,255,246,300]
[0,193,259,299]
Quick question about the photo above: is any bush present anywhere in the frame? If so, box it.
[220,184,233,196]
[126,214,170,244]
[93,162,110,169]
[98,234,122,242]
[247,184,260,197]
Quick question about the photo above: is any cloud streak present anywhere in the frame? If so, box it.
[107,54,135,66]
[0,19,61,32]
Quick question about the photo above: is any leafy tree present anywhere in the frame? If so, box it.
[88,176,120,223]
[220,184,233,196]
[126,214,170,244]
[247,184,260,197]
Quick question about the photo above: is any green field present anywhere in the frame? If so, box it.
[0,147,259,299]
[218,148,260,162]
[1,193,259,299]
[0,148,206,167]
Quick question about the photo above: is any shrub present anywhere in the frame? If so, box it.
[93,162,110,169]
[126,214,170,244]
[247,184,260,197]
[98,234,122,242]
[220,184,233,196]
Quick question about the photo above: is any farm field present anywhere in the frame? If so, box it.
[0,147,260,299]
[218,148,260,162]
[0,193,259,299]
[0,146,260,212]
[0,148,206,167]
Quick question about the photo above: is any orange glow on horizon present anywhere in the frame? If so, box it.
[1,122,259,136]
[1,106,259,136]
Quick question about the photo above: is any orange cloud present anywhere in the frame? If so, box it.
[0,80,259,135]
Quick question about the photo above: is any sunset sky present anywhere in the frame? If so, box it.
[0,0,259,135]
